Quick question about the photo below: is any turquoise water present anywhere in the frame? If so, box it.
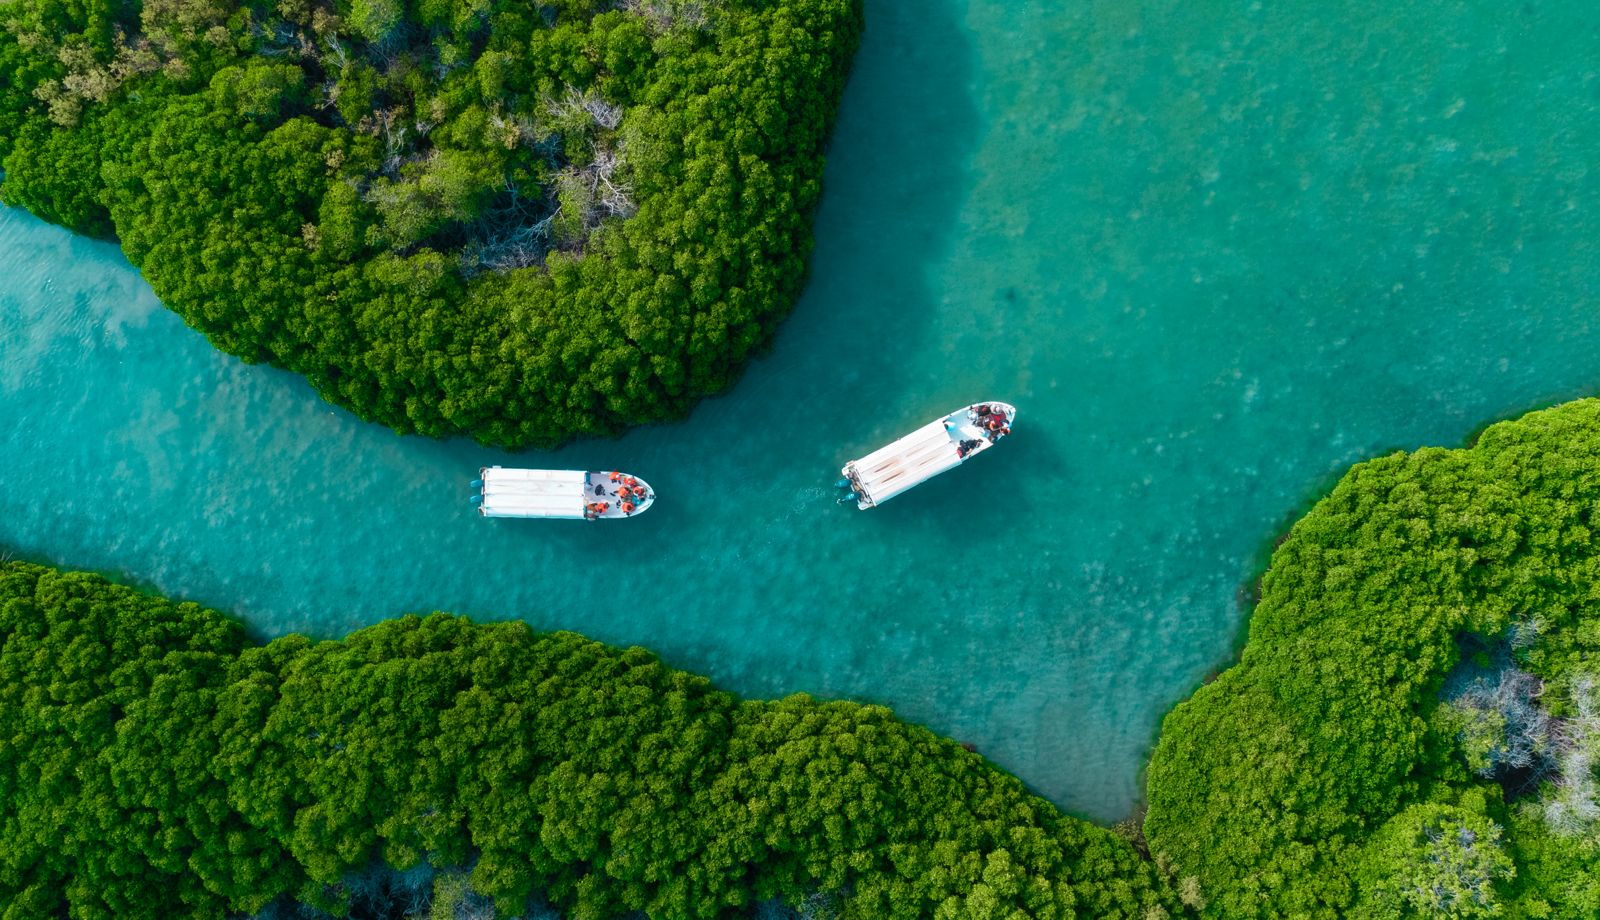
[5,0,1600,821]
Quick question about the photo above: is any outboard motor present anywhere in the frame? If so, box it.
[469,479,484,489]
[834,477,858,504]
[469,494,483,504]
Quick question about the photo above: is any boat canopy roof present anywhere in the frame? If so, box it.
[480,468,588,519]
[849,418,966,506]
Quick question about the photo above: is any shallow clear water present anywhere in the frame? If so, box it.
[4,0,1600,821]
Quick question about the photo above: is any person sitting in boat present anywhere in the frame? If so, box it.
[621,501,635,515]
[609,471,621,482]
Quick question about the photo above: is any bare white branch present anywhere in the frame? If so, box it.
[549,86,623,132]
[618,0,717,34]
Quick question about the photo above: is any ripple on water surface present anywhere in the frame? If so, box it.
[4,0,1600,820]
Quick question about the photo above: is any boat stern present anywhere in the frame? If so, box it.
[839,463,874,509]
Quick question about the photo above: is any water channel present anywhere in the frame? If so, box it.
[3,0,1600,819]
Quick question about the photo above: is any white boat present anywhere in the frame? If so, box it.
[838,402,1016,509]
[473,467,655,520]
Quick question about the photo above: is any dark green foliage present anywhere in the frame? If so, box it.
[0,0,863,446]
[0,116,115,236]
[0,563,246,919]
[1144,398,1600,918]
[0,560,1182,919]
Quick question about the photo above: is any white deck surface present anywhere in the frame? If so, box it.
[582,472,656,518]
[850,419,964,506]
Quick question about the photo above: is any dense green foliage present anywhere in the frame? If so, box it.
[0,0,861,446]
[1144,398,1600,918]
[0,560,1183,919]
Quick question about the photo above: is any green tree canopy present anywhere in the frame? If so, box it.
[0,559,1182,919]
[1144,398,1600,919]
[1353,800,1514,920]
[0,0,863,447]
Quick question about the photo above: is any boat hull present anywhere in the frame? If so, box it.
[477,467,656,519]
[841,402,1015,509]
